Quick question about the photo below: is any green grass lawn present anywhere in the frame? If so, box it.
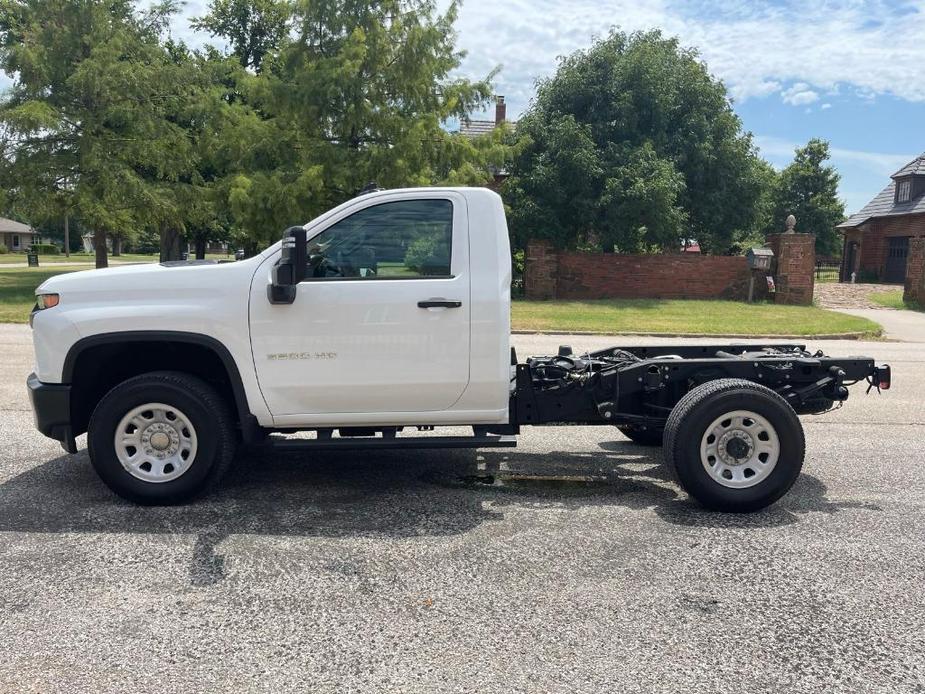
[869,289,924,312]
[0,264,884,336]
[0,266,92,322]
[512,299,882,337]
[0,252,232,264]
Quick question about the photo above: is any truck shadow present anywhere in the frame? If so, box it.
[0,440,879,586]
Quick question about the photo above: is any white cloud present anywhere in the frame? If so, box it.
[781,83,820,106]
[821,102,833,110]
[10,1,925,119]
[442,0,925,118]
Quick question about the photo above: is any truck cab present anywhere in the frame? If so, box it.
[249,187,511,426]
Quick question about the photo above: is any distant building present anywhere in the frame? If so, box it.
[459,95,512,138]
[838,152,925,283]
[458,96,515,189]
[0,217,39,251]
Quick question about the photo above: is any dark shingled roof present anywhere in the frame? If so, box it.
[0,216,34,234]
[839,151,925,228]
[458,119,499,138]
[891,153,925,178]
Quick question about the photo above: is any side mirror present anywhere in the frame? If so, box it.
[268,226,307,305]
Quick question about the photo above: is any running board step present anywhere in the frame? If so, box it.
[269,435,517,451]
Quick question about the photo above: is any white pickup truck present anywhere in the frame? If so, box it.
[28,187,890,511]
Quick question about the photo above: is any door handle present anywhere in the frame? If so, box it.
[417,299,462,309]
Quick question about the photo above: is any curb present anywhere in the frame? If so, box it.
[510,329,881,340]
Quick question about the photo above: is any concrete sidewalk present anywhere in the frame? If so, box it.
[836,307,925,343]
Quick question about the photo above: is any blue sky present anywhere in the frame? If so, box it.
[441,0,925,215]
[5,0,924,215]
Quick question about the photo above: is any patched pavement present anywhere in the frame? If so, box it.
[1,324,924,693]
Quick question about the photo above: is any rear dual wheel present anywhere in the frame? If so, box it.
[663,379,804,512]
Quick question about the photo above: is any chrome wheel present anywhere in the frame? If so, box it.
[114,403,198,483]
[699,409,780,489]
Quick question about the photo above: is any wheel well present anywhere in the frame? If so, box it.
[68,339,244,437]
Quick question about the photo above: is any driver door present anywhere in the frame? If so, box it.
[249,193,471,421]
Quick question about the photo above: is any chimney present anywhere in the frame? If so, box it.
[495,95,506,125]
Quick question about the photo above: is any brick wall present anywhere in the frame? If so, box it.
[767,233,815,306]
[905,237,925,304]
[858,214,925,278]
[524,240,558,299]
[524,240,759,301]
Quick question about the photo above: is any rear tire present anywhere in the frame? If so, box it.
[663,378,804,512]
[617,424,664,446]
[88,371,237,505]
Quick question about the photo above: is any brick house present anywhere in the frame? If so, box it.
[838,152,925,283]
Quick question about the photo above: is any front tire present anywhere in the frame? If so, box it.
[663,379,804,512]
[88,371,237,505]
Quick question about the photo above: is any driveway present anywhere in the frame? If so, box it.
[814,282,902,310]
[836,307,925,342]
[1,325,923,693]
[814,282,925,342]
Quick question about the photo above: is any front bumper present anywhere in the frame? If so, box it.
[27,372,77,453]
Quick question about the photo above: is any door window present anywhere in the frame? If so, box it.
[304,199,453,280]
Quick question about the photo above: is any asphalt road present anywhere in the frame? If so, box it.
[1,324,923,693]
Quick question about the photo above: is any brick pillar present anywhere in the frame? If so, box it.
[524,239,558,299]
[767,233,815,305]
[904,237,925,304]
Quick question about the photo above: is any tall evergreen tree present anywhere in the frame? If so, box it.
[192,0,291,72]
[202,0,506,248]
[0,0,197,267]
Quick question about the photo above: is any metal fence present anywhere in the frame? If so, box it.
[814,260,842,283]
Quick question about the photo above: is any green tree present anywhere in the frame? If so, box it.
[203,0,505,249]
[505,29,768,254]
[0,0,198,268]
[766,138,845,256]
[192,0,290,72]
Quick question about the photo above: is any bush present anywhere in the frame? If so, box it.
[0,243,7,254]
[404,234,441,273]
[30,243,60,255]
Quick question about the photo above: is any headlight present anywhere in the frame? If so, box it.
[36,293,60,309]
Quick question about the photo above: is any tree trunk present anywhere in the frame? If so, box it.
[112,235,122,257]
[63,214,70,258]
[195,237,206,260]
[159,225,182,262]
[94,229,108,269]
